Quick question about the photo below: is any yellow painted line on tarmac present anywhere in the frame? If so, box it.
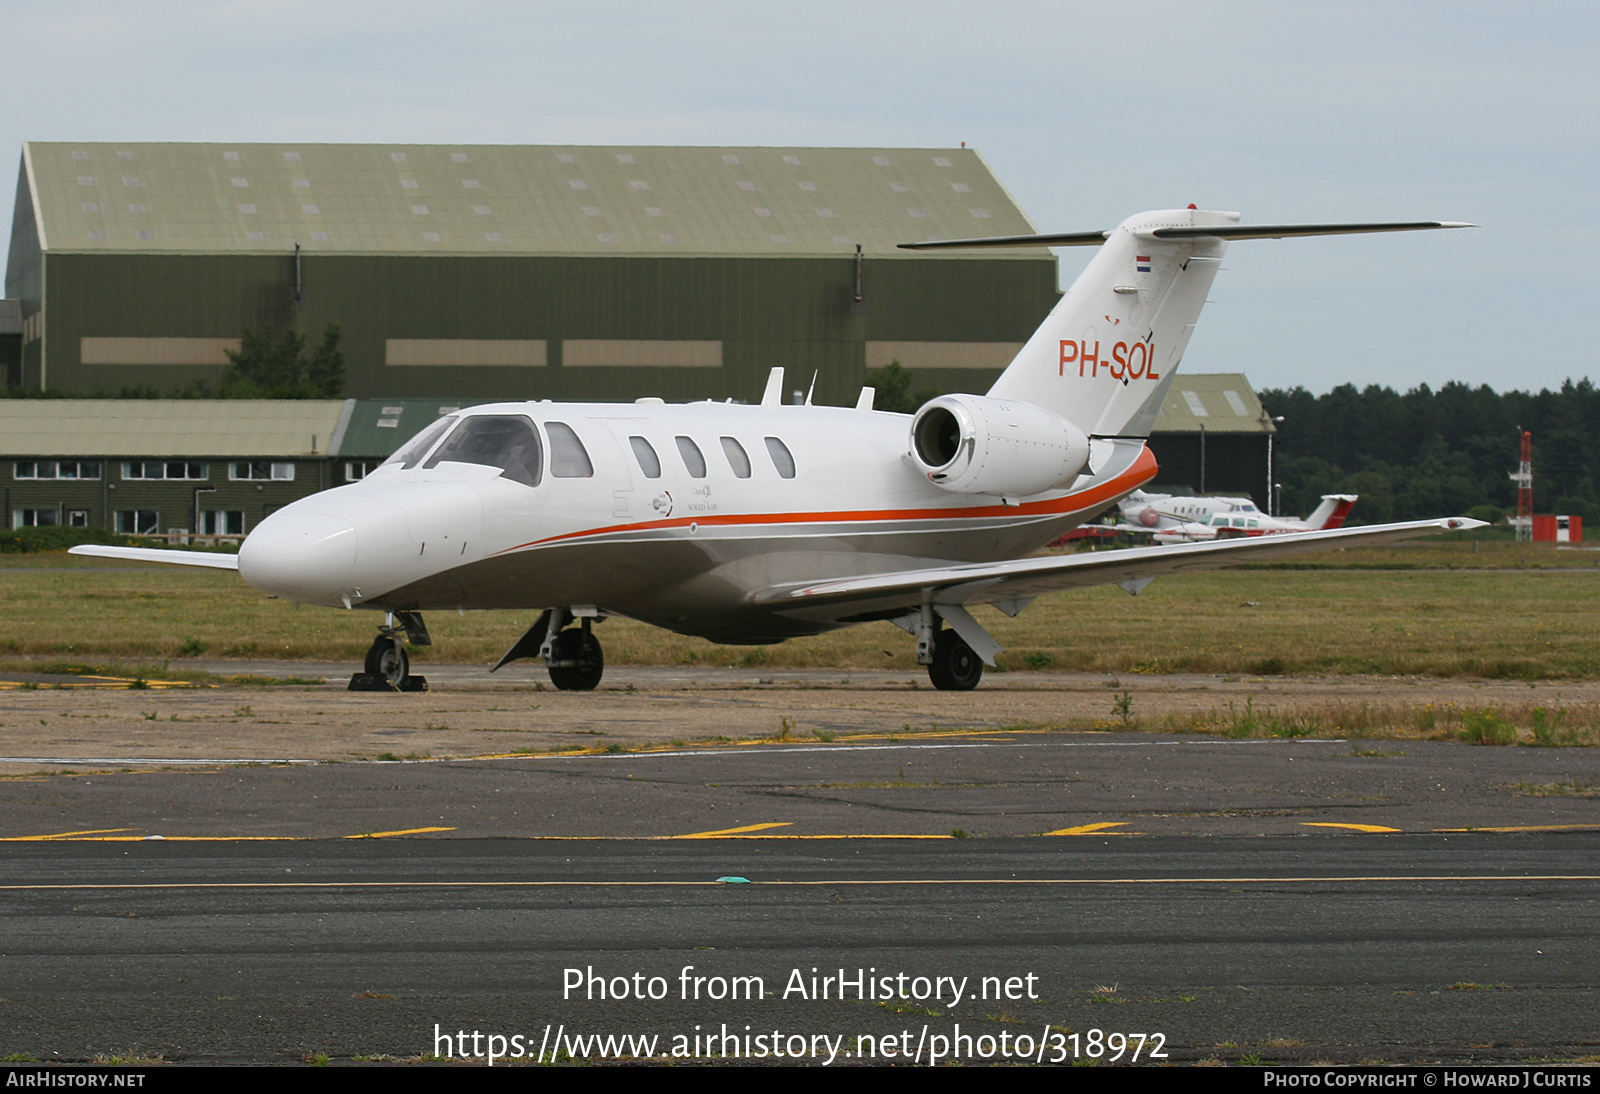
[1045,823,1129,836]
[4,873,1599,893]
[1303,823,1403,833]
[68,835,307,841]
[344,827,457,839]
[670,822,792,838]
[0,828,135,841]
[1434,824,1600,833]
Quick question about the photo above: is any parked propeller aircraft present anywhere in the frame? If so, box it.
[1115,490,1358,543]
[71,207,1477,690]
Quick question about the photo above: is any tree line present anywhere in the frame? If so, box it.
[1260,379,1600,525]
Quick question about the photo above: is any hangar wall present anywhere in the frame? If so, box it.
[34,250,1057,406]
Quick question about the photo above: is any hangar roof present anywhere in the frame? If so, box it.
[0,400,346,457]
[1151,373,1277,434]
[20,143,1040,259]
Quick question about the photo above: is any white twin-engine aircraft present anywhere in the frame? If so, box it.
[72,207,1478,691]
[1115,490,1359,543]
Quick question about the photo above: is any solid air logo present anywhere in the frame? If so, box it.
[1136,255,1152,272]
[1059,339,1160,381]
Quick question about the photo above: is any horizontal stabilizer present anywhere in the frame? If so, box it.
[67,545,240,571]
[1147,221,1474,241]
[899,220,1472,250]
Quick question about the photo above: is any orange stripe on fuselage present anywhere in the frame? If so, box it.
[490,444,1158,557]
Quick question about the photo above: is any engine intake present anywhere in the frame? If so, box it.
[909,394,1091,497]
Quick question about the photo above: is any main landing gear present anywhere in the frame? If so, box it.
[491,607,607,691]
[928,628,983,691]
[903,600,996,691]
[349,611,431,692]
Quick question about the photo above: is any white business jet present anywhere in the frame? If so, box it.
[72,207,1477,691]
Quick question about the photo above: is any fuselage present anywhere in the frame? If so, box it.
[237,400,1156,643]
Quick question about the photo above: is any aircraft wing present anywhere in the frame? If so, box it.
[67,545,241,571]
[754,517,1483,621]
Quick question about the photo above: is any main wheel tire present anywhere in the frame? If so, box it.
[363,636,409,687]
[547,629,604,691]
[928,629,983,691]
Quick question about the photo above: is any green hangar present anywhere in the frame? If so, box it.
[5,143,1059,405]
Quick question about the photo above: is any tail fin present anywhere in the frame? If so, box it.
[900,212,1471,440]
[1305,494,1358,529]
[985,208,1236,438]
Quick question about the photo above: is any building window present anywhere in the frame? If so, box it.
[115,510,160,535]
[67,510,89,527]
[230,462,295,481]
[13,509,59,529]
[124,461,207,481]
[15,460,101,480]
[202,511,245,535]
[344,461,379,482]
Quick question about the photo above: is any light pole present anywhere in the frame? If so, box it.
[1264,414,1285,514]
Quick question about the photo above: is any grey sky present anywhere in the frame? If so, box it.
[6,0,1593,394]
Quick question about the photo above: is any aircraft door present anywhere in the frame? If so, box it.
[604,419,674,523]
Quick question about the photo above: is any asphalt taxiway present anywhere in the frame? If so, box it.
[0,668,1596,1065]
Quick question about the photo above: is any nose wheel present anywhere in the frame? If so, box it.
[363,635,409,686]
[349,612,430,692]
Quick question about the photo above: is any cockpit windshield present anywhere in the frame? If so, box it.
[380,415,458,471]
[423,414,543,487]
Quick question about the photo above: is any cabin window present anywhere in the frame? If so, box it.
[384,415,457,470]
[425,415,544,487]
[544,422,594,478]
[629,436,661,479]
[720,437,751,478]
[764,437,796,479]
[675,436,707,478]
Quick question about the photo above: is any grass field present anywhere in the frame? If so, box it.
[1,539,1595,679]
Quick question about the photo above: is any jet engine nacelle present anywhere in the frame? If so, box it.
[909,394,1092,497]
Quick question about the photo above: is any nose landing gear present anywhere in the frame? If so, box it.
[349,611,430,692]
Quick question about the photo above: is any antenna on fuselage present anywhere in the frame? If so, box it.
[804,370,818,406]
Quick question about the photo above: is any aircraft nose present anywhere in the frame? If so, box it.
[238,511,358,606]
